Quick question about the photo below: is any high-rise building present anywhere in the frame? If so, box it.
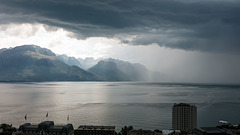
[172,103,197,131]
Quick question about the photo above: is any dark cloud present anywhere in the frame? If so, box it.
[0,0,240,53]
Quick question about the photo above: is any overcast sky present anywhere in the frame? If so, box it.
[0,0,240,84]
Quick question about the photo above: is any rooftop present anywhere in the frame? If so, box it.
[199,127,226,134]
[76,125,115,131]
[173,103,195,107]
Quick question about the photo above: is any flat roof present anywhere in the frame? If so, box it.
[129,130,154,133]
[173,103,196,107]
[25,125,38,128]
[49,126,63,130]
[200,127,224,133]
[76,125,115,131]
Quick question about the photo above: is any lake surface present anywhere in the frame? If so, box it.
[0,82,240,131]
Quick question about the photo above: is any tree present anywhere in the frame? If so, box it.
[0,123,16,132]
[118,126,133,135]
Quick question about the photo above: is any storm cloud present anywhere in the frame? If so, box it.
[1,0,240,53]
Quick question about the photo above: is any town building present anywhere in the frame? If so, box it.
[74,125,115,135]
[18,121,74,135]
[194,127,233,135]
[128,129,156,135]
[172,103,197,131]
[161,130,181,135]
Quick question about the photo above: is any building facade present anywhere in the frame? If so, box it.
[128,129,155,135]
[19,121,74,135]
[172,103,197,131]
[74,125,115,135]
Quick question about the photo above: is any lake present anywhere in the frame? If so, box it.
[0,82,240,131]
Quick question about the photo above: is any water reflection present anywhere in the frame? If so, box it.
[0,82,240,131]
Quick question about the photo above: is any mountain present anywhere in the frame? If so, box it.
[57,55,101,69]
[0,48,7,54]
[0,45,162,82]
[78,57,102,69]
[88,58,152,81]
[57,55,156,81]
[88,60,128,81]
[57,54,84,69]
[0,45,97,81]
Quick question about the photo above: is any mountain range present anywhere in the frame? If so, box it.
[0,45,160,82]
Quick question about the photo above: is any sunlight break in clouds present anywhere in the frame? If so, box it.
[0,23,170,65]
[0,23,120,58]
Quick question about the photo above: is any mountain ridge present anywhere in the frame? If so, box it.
[0,45,98,81]
[0,45,160,82]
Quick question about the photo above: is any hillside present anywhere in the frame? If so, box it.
[0,45,97,81]
[88,58,152,81]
